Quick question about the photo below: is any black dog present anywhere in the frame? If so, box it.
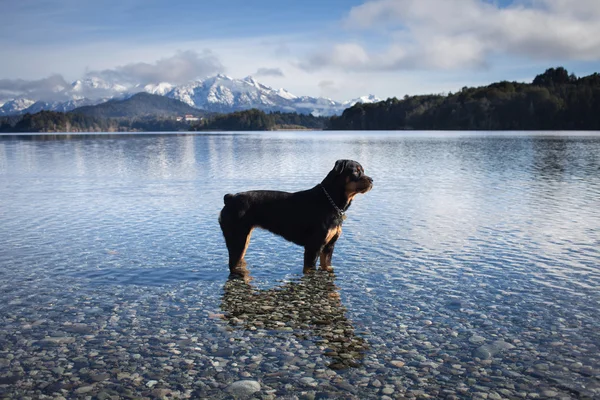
[219,160,373,276]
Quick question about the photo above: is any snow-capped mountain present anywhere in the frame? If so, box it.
[343,94,381,107]
[24,98,99,114]
[71,77,129,94]
[162,74,379,116]
[143,82,175,96]
[165,74,306,113]
[0,98,36,116]
[0,74,381,117]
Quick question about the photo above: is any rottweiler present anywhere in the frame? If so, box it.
[219,160,373,276]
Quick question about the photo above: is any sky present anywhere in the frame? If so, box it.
[1,0,600,101]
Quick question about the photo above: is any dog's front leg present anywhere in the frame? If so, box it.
[320,233,340,272]
[303,245,321,273]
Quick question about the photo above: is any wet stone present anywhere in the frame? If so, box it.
[469,335,486,344]
[473,341,515,360]
[75,385,95,394]
[226,380,261,397]
[90,372,110,382]
[212,347,234,357]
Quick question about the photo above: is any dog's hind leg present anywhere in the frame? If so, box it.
[303,242,323,274]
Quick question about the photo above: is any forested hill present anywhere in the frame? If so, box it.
[191,109,328,131]
[73,92,205,118]
[327,68,600,131]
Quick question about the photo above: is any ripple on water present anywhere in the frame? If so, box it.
[0,132,599,398]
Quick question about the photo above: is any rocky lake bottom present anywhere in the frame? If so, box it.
[1,132,599,399]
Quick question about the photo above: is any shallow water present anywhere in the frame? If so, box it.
[1,131,599,399]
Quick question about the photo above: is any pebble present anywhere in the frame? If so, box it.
[469,335,486,344]
[226,380,261,397]
[75,385,95,394]
[473,340,515,360]
[541,390,558,397]
[1,263,596,400]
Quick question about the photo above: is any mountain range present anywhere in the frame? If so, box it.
[0,74,380,117]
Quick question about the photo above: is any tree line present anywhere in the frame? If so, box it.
[327,67,600,130]
[190,109,328,131]
[0,111,192,133]
[0,109,328,133]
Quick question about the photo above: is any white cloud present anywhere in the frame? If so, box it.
[87,50,224,85]
[0,75,71,102]
[301,0,600,72]
[253,67,285,77]
[300,43,371,72]
[1,2,598,103]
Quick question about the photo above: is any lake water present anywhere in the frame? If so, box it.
[1,131,599,399]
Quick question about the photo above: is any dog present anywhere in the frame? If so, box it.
[219,160,373,276]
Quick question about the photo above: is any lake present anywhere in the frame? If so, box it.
[1,131,599,399]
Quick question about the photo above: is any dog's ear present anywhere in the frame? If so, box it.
[333,160,347,174]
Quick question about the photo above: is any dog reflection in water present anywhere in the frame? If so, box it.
[220,271,367,370]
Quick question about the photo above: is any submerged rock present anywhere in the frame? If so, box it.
[226,380,261,397]
[473,340,515,360]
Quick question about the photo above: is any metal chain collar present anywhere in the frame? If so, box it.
[318,184,346,218]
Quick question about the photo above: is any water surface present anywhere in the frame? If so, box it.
[1,131,599,398]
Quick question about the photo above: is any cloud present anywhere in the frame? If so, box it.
[0,50,226,102]
[318,79,340,97]
[253,67,285,77]
[318,80,336,89]
[86,50,224,85]
[300,0,600,72]
[300,43,371,72]
[0,75,71,102]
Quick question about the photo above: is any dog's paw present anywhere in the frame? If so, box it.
[320,265,334,273]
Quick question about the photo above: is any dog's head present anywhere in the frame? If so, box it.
[322,159,373,200]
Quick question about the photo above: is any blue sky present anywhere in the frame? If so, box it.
[1,0,600,101]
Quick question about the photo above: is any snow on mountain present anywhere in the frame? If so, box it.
[342,94,381,107]
[0,98,36,115]
[275,88,297,101]
[164,74,285,112]
[72,77,129,93]
[162,74,354,116]
[0,74,379,117]
[23,98,98,114]
[143,82,175,96]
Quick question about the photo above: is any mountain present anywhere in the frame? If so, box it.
[164,75,380,116]
[71,77,129,96]
[0,98,36,115]
[343,94,381,107]
[0,74,380,117]
[72,92,206,119]
[144,82,175,96]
